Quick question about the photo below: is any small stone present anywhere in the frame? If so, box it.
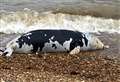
[28,54,32,56]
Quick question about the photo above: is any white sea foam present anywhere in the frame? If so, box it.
[0,9,120,34]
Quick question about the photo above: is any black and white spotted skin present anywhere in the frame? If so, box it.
[2,30,108,57]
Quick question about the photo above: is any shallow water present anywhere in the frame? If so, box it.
[0,11,120,34]
[0,0,120,34]
[0,0,120,18]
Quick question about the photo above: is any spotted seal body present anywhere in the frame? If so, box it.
[2,30,108,57]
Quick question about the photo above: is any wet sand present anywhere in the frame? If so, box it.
[0,32,120,82]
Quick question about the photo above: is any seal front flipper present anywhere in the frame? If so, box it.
[69,40,81,55]
[69,46,80,55]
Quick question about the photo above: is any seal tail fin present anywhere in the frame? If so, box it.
[3,48,14,57]
[3,40,18,57]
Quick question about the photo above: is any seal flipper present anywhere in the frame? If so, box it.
[69,46,80,55]
[3,48,13,57]
[0,48,4,56]
[69,40,81,55]
[3,38,19,57]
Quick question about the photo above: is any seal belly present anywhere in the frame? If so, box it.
[41,37,72,52]
[41,42,66,52]
[15,43,33,53]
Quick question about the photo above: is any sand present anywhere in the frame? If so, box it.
[0,32,120,82]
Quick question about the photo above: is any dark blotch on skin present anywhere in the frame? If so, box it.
[52,44,57,49]
[0,49,4,52]
[3,52,8,56]
[84,37,88,46]
[16,30,89,52]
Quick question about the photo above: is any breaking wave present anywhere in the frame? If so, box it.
[0,9,120,34]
